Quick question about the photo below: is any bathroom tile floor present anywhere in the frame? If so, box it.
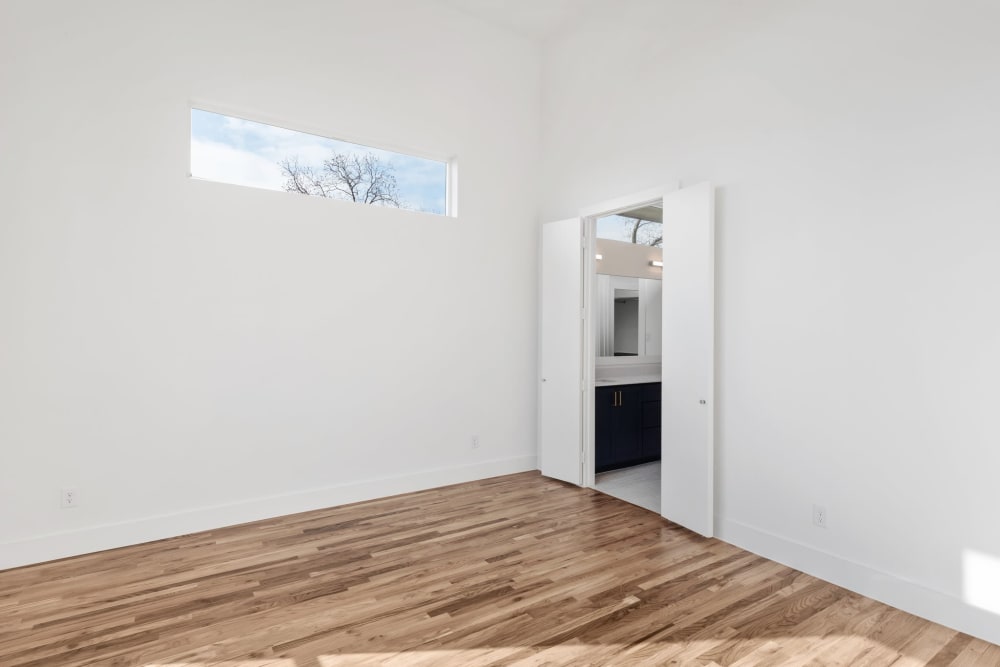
[594,461,660,513]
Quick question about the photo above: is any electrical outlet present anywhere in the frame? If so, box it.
[471,435,480,449]
[61,488,79,509]
[812,504,827,528]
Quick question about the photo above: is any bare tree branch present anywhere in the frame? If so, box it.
[626,218,663,248]
[279,157,316,195]
[280,151,405,209]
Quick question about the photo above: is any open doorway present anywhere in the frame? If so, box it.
[589,203,663,513]
[540,182,715,536]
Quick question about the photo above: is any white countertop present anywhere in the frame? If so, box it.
[594,375,661,387]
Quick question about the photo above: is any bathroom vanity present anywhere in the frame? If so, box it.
[594,378,661,472]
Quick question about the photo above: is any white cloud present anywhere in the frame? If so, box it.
[217,115,342,164]
[190,139,285,191]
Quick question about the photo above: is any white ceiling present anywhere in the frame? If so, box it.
[438,0,604,41]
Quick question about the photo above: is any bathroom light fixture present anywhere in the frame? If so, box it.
[595,254,603,260]
[649,260,663,267]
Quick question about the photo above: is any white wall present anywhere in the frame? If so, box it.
[0,0,540,569]
[594,238,662,280]
[541,0,1000,645]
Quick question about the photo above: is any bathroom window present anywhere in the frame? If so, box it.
[190,108,450,216]
[596,209,663,247]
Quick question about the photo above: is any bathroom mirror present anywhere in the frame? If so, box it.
[595,275,662,359]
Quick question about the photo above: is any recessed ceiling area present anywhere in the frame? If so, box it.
[438,0,605,40]
[617,203,663,223]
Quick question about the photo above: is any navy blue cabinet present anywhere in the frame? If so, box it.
[595,382,661,472]
[640,383,661,459]
[595,387,615,471]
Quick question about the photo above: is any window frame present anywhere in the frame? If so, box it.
[188,102,458,218]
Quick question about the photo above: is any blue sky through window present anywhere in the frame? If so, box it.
[190,109,448,215]
[596,214,663,246]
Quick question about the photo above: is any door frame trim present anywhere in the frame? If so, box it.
[579,184,679,489]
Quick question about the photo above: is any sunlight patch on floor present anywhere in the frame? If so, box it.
[317,646,605,666]
[146,661,296,667]
[141,630,985,667]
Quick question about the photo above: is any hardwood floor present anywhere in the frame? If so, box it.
[1,472,997,667]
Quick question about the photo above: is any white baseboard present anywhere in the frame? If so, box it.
[717,517,1000,647]
[0,455,537,572]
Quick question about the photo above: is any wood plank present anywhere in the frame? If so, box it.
[0,472,994,666]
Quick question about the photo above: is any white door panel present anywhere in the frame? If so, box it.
[660,183,715,537]
[539,218,583,485]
